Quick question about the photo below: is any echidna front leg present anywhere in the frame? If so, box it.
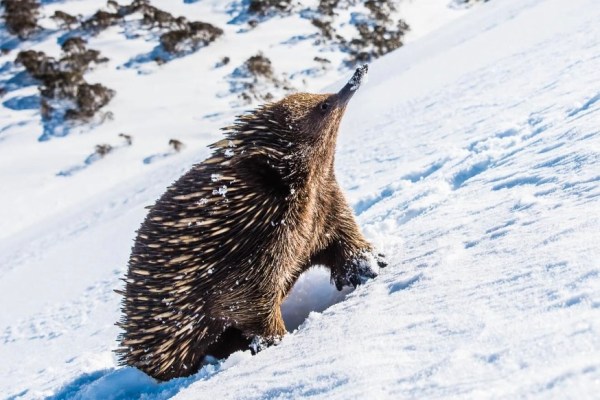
[314,240,387,291]
[240,297,287,354]
[224,287,287,353]
[314,186,387,290]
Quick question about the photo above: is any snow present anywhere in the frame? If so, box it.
[1,0,600,399]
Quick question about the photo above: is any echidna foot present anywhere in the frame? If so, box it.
[333,250,385,291]
[249,334,282,355]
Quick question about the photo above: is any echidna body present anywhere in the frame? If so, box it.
[116,65,385,381]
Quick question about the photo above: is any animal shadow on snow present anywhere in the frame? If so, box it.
[45,365,223,400]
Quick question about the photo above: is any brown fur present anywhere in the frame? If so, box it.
[116,67,384,380]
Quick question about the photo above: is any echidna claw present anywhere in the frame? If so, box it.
[249,335,281,355]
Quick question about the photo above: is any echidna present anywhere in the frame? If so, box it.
[116,65,386,381]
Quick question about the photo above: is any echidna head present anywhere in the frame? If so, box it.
[226,65,368,187]
[269,65,368,160]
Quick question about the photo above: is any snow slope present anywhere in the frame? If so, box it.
[177,0,600,398]
[2,0,600,398]
[0,1,472,397]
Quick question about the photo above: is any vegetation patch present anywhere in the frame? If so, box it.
[75,0,223,56]
[228,53,294,105]
[15,38,114,140]
[159,21,223,55]
[311,0,410,66]
[248,0,293,16]
[1,0,40,39]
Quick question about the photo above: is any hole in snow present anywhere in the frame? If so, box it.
[281,266,353,332]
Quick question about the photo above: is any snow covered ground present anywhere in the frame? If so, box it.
[1,0,600,398]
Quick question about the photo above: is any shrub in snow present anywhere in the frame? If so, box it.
[65,83,115,120]
[78,1,223,56]
[349,1,409,64]
[15,39,114,134]
[140,4,183,29]
[119,133,133,146]
[81,9,122,32]
[94,144,113,157]
[1,0,40,39]
[169,139,184,152]
[248,0,293,16]
[314,56,331,65]
[215,56,230,68]
[311,0,410,66]
[159,21,223,55]
[228,53,294,105]
[246,53,275,77]
[81,0,151,32]
[51,10,79,30]
[61,37,88,54]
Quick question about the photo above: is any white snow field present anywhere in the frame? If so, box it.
[1,0,600,398]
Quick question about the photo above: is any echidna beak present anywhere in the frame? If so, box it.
[337,64,368,106]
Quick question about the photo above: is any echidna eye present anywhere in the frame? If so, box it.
[320,102,330,111]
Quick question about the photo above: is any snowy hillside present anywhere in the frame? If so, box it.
[2,0,600,399]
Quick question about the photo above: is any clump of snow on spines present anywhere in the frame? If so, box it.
[212,185,228,196]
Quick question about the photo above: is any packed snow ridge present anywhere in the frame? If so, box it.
[1,0,599,399]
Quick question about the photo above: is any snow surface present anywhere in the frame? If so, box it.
[2,0,600,399]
